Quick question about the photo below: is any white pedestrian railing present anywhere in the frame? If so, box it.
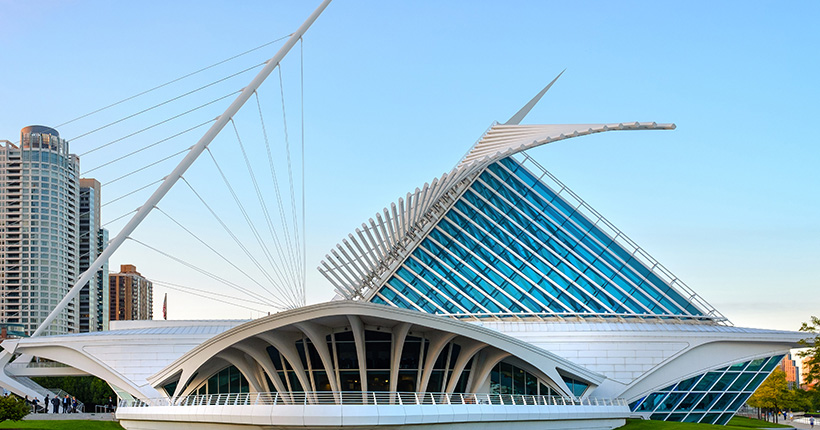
[121,391,627,408]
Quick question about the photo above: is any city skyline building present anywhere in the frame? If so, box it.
[780,353,800,389]
[78,178,109,332]
[0,126,80,335]
[801,356,817,390]
[109,264,153,321]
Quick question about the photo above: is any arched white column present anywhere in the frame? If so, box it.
[232,339,289,396]
[256,332,312,394]
[293,322,339,392]
[418,332,457,392]
[467,348,510,393]
[217,350,264,393]
[346,315,368,392]
[177,358,229,398]
[445,339,487,393]
[389,323,411,393]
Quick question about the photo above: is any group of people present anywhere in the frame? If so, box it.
[24,394,79,413]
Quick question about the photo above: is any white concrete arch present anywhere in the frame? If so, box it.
[150,302,604,399]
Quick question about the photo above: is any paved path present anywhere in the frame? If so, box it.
[24,412,116,421]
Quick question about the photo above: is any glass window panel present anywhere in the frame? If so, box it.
[745,358,767,372]
[712,372,740,392]
[397,370,418,392]
[675,375,702,392]
[218,368,230,393]
[683,413,704,423]
[335,339,358,369]
[729,361,749,371]
[762,355,785,372]
[693,392,720,411]
[514,367,526,394]
[229,367,240,393]
[746,374,768,392]
[368,370,390,391]
[636,392,668,412]
[313,370,331,391]
[715,413,733,426]
[676,393,705,412]
[702,413,721,424]
[693,372,721,391]
[657,393,685,412]
[712,393,738,411]
[666,413,687,422]
[338,370,361,391]
[728,373,753,392]
[650,413,669,421]
[729,393,752,411]
[426,370,444,392]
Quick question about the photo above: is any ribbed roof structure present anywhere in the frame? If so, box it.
[319,82,727,324]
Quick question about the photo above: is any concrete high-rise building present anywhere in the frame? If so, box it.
[78,178,109,332]
[109,264,152,321]
[801,356,817,389]
[0,126,80,335]
[779,353,800,389]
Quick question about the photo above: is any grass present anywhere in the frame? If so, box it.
[619,417,793,430]
[728,416,792,428]
[0,421,124,430]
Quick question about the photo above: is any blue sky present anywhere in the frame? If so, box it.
[1,1,818,331]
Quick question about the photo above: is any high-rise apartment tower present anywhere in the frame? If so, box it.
[109,264,153,321]
[0,126,80,335]
[78,178,109,332]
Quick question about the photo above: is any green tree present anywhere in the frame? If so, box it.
[0,396,30,422]
[748,368,789,422]
[31,376,115,409]
[798,316,820,387]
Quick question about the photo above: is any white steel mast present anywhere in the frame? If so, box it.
[33,0,332,337]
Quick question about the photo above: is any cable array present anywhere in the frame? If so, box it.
[57,35,309,319]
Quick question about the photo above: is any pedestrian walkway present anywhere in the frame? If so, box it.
[24,412,116,421]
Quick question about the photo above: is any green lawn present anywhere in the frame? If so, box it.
[619,417,792,430]
[728,416,792,428]
[0,421,124,430]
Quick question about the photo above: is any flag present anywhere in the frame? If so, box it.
[163,293,167,320]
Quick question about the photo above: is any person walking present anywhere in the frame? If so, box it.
[810,416,815,429]
[71,396,78,413]
[44,394,49,414]
[62,394,69,413]
[51,395,60,414]
[106,396,115,413]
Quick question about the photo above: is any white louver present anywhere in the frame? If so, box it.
[319,121,675,301]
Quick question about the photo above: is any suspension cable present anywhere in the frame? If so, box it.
[253,91,300,295]
[102,148,189,187]
[299,37,307,305]
[101,179,164,208]
[180,176,292,307]
[151,280,269,314]
[205,147,299,307]
[230,118,302,305]
[150,279,273,307]
[277,66,304,289]
[70,64,263,143]
[55,34,292,129]
[154,205,283,304]
[82,120,213,175]
[80,91,238,157]
[128,237,286,309]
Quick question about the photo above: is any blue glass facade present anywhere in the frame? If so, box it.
[629,355,784,425]
[371,156,702,319]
